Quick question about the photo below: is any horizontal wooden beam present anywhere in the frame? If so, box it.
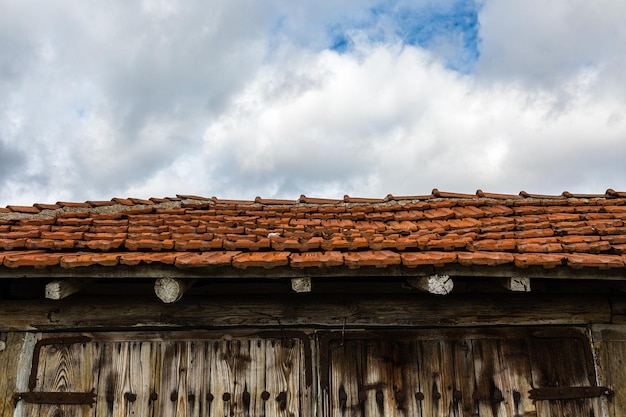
[1,263,626,281]
[0,294,611,332]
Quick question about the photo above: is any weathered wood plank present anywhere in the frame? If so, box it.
[590,326,617,417]
[159,341,180,417]
[206,341,219,417]
[1,333,34,417]
[497,339,535,417]
[363,340,393,417]
[0,294,611,332]
[245,339,268,417]
[329,340,360,417]
[417,340,441,417]
[451,338,477,416]
[127,342,151,417]
[595,339,626,417]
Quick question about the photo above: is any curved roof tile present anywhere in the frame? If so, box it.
[2,190,626,272]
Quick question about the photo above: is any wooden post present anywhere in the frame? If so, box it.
[291,277,312,293]
[154,278,198,303]
[504,276,531,292]
[406,275,454,295]
[45,279,90,300]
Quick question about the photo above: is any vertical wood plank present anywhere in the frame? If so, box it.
[207,340,221,417]
[127,341,152,417]
[215,340,236,417]
[450,338,477,417]
[150,341,163,417]
[93,342,112,417]
[329,340,361,417]
[472,339,507,417]
[251,339,266,417]
[597,336,626,417]
[113,342,132,417]
[402,341,422,417]
[186,341,205,417]
[232,339,247,417]
[174,342,190,417]
[498,338,535,417]
[5,333,37,417]
[265,339,300,417]
[158,341,179,417]
[361,340,388,417]
[416,340,443,417]
[597,340,626,417]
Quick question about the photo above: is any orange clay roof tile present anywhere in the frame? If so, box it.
[290,251,344,268]
[3,190,626,273]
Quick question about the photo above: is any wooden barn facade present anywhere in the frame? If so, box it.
[1,189,626,416]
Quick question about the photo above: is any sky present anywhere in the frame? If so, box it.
[1,0,626,205]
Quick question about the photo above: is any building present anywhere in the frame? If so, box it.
[1,189,625,416]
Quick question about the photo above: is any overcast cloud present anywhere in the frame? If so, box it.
[1,0,625,205]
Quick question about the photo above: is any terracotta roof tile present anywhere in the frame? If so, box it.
[4,190,626,273]
[299,195,343,204]
[33,203,62,210]
[566,254,624,269]
[401,252,457,267]
[514,254,566,268]
[6,205,40,214]
[476,190,521,199]
[56,201,91,208]
[385,193,431,201]
[431,189,476,199]
[343,250,401,269]
[175,251,239,268]
[86,200,116,207]
[255,197,297,205]
[457,251,515,266]
[232,252,290,269]
[4,252,62,268]
[60,254,97,268]
[26,239,76,250]
[0,238,27,250]
[290,251,344,268]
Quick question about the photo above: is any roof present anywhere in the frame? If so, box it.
[2,189,626,279]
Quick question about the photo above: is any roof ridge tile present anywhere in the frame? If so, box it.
[298,195,343,204]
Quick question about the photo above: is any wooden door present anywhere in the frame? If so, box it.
[323,328,604,417]
[15,332,309,417]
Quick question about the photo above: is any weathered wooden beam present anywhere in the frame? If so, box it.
[154,278,197,303]
[0,294,610,332]
[3,263,626,281]
[406,275,453,295]
[45,279,91,300]
[291,277,311,293]
[503,276,531,292]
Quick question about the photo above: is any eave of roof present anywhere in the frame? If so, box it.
[2,189,626,278]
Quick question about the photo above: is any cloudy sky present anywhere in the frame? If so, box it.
[1,0,626,205]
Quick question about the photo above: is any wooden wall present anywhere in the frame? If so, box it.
[0,293,624,417]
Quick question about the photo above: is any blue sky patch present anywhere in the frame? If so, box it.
[328,0,481,72]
